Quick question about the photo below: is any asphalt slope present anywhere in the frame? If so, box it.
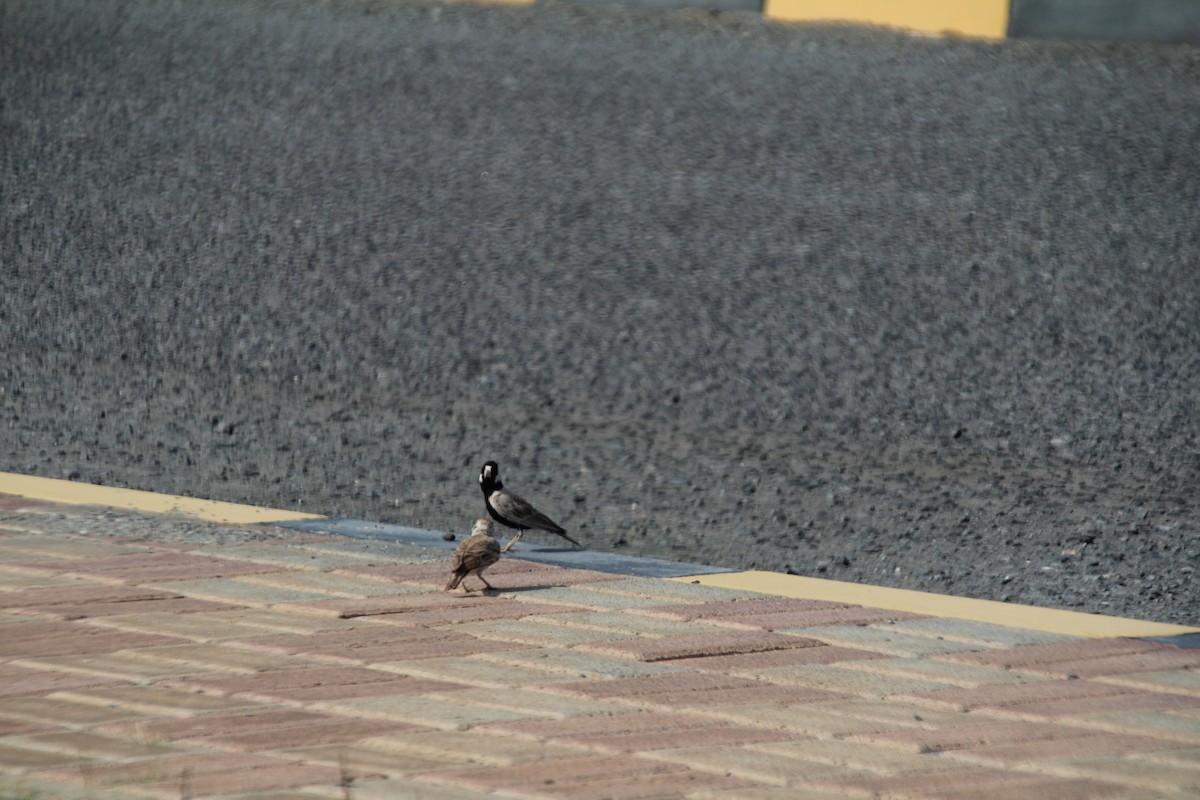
[2,0,1197,623]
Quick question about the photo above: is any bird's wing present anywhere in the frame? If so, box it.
[449,538,470,572]
[492,490,565,534]
[458,534,502,571]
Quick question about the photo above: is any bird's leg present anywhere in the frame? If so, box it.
[501,531,523,553]
[478,574,495,592]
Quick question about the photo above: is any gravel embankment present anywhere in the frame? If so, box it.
[2,0,1197,623]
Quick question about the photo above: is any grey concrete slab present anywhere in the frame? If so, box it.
[275,518,735,579]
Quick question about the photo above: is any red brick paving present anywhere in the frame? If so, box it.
[552,671,847,708]
[0,663,130,697]
[0,497,1196,800]
[428,754,753,800]
[1009,648,1200,679]
[343,558,625,589]
[115,708,417,750]
[277,591,503,617]
[850,720,1113,753]
[361,601,582,626]
[631,597,852,621]
[633,683,846,708]
[941,637,1170,668]
[0,619,186,660]
[945,730,1194,765]
[574,630,825,661]
[9,596,241,620]
[145,762,364,798]
[562,723,796,752]
[710,606,928,630]
[54,751,353,796]
[0,584,181,608]
[824,769,1137,800]
[928,783,1138,800]
[486,710,718,739]
[171,665,465,703]
[554,672,771,699]
[519,769,753,799]
[901,677,1135,712]
[421,753,692,789]
[278,593,579,623]
[10,551,286,583]
[986,689,1200,719]
[228,625,521,662]
[0,716,61,736]
[679,643,891,671]
[0,494,52,510]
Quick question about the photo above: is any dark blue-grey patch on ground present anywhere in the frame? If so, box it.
[559,0,763,13]
[1009,0,1200,44]
[276,518,736,578]
[1144,632,1200,650]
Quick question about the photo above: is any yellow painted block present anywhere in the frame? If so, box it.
[0,471,323,524]
[675,571,1200,639]
[765,0,1010,39]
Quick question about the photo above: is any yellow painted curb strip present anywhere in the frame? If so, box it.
[676,571,1199,639]
[765,0,1010,39]
[0,472,324,525]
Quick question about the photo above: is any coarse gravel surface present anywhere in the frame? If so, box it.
[2,0,1198,624]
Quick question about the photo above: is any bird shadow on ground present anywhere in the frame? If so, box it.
[444,584,560,596]
[490,585,563,594]
[506,546,582,554]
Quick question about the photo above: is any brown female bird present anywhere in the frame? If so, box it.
[445,518,503,592]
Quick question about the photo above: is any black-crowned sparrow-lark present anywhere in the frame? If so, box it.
[479,460,581,548]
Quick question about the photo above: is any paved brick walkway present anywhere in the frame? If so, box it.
[1,493,1198,799]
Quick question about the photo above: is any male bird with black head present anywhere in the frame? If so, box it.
[479,460,581,548]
